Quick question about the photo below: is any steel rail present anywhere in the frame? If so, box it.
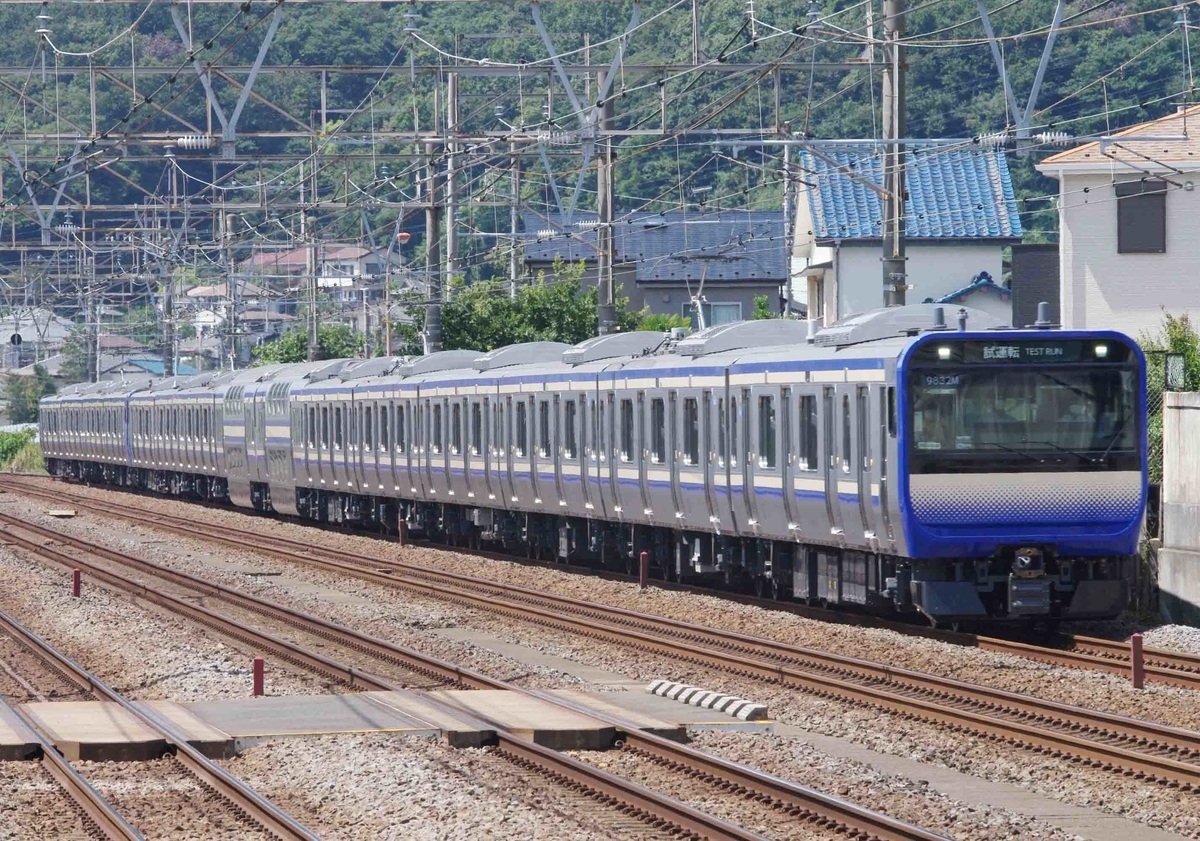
[10,487,1200,789]
[0,608,317,841]
[0,691,143,841]
[0,508,945,841]
[8,475,1198,692]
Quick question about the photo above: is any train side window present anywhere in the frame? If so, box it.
[619,399,634,462]
[798,395,818,470]
[364,405,373,451]
[515,401,528,457]
[335,407,345,450]
[380,404,390,452]
[322,406,330,450]
[451,402,462,455]
[682,398,699,466]
[470,402,482,455]
[649,398,665,463]
[598,399,607,462]
[758,395,776,468]
[563,399,577,459]
[492,400,503,450]
[432,403,443,454]
[887,386,897,437]
[728,398,739,469]
[841,395,851,473]
[396,404,406,453]
[717,398,727,467]
[538,400,551,458]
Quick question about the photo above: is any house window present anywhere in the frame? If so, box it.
[681,301,742,328]
[1116,179,1166,254]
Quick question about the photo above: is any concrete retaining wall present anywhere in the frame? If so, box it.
[1160,391,1200,625]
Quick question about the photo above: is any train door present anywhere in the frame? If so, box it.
[822,387,845,539]
[634,391,653,519]
[700,389,720,531]
[780,386,798,538]
[666,391,684,527]
[878,385,897,551]
[483,395,498,503]
[501,395,516,504]
[728,388,755,534]
[856,386,875,543]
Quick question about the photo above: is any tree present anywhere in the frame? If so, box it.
[252,323,365,366]
[58,326,92,384]
[752,295,776,320]
[1139,311,1200,484]
[637,312,691,333]
[5,365,55,423]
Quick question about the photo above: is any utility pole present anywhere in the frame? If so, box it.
[225,212,239,368]
[781,121,794,318]
[445,72,459,289]
[882,0,908,307]
[424,140,443,354]
[510,140,520,299]
[596,69,616,335]
[301,159,318,363]
[161,274,174,377]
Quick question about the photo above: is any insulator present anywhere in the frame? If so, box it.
[976,132,1010,148]
[176,135,213,150]
[575,219,600,230]
[1033,131,1072,146]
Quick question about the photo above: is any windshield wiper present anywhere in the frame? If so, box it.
[972,440,1046,463]
[1096,419,1131,462]
[1019,439,1095,462]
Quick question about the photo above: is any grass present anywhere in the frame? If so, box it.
[6,439,45,474]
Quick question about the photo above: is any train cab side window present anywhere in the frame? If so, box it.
[649,398,666,464]
[841,395,851,473]
[563,399,578,459]
[798,395,818,470]
[886,386,897,437]
[515,401,528,457]
[619,399,634,462]
[682,398,699,466]
[452,402,462,455]
[432,403,443,454]
[758,395,776,468]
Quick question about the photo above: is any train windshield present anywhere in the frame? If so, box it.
[907,367,1139,473]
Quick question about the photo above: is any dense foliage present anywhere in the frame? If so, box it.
[4,365,55,423]
[252,323,365,365]
[0,0,1185,259]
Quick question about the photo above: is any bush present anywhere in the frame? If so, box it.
[0,429,35,467]
[6,439,44,474]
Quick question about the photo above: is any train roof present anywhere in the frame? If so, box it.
[39,303,1062,403]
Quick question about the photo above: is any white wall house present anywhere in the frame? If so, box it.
[792,146,1023,325]
[1037,105,1200,337]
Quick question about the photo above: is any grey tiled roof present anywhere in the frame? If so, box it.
[523,211,786,283]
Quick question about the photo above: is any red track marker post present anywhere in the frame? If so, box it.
[1131,633,1145,689]
[397,518,407,547]
[639,551,649,590]
[71,568,80,598]
[252,657,264,697]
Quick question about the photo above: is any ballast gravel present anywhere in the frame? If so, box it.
[224,733,667,840]
[0,540,326,702]
[1144,625,1200,657]
[0,761,90,840]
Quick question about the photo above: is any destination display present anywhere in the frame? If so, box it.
[910,339,1134,366]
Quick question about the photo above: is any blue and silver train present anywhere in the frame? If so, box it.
[38,304,1146,626]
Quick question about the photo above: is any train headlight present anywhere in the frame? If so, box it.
[937,346,951,360]
[1094,343,1108,359]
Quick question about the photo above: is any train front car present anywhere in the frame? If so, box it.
[896,331,1146,626]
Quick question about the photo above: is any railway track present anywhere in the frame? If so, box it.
[0,607,317,841]
[4,483,1200,802]
[4,474,1196,693]
[0,507,946,841]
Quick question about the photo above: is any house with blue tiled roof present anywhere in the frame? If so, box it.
[523,211,787,326]
[793,145,1023,324]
